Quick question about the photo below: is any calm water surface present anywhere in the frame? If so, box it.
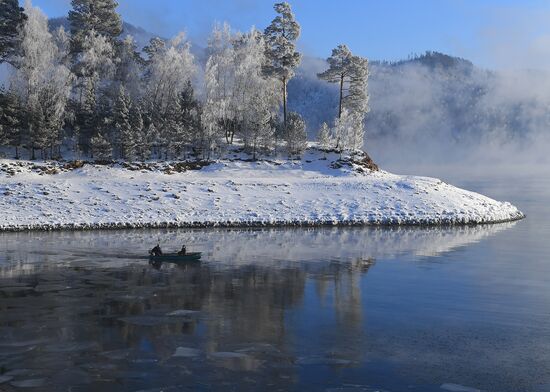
[0,175,549,392]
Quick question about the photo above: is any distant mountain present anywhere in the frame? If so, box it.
[47,17,206,61]
[44,17,547,152]
[48,17,156,50]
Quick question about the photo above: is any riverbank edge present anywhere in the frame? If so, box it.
[0,213,525,233]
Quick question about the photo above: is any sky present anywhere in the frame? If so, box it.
[22,0,550,70]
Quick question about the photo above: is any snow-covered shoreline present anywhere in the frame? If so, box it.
[0,150,524,232]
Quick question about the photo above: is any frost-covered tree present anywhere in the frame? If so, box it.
[72,30,115,152]
[90,131,112,161]
[0,87,22,158]
[318,46,369,151]
[116,35,143,98]
[284,111,307,156]
[145,121,160,159]
[264,2,301,128]
[0,0,26,64]
[233,29,280,156]
[178,81,201,153]
[203,22,236,145]
[74,30,116,99]
[316,121,332,151]
[333,108,364,154]
[68,0,122,55]
[112,86,134,159]
[11,1,73,159]
[317,45,354,119]
[128,102,144,159]
[144,32,196,136]
[345,56,369,116]
[143,37,165,63]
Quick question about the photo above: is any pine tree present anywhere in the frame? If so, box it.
[178,81,201,153]
[116,35,143,98]
[112,86,133,159]
[90,132,112,161]
[76,79,97,153]
[0,0,26,64]
[317,45,354,119]
[143,37,165,63]
[68,0,122,55]
[0,87,22,158]
[344,56,370,115]
[264,2,301,129]
[145,121,160,159]
[285,111,307,156]
[129,102,144,160]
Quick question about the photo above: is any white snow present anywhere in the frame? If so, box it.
[0,149,523,231]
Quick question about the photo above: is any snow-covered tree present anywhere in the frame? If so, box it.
[68,0,122,55]
[285,111,307,156]
[317,45,354,119]
[178,81,201,153]
[0,0,26,64]
[145,121,160,159]
[143,37,165,63]
[316,121,332,151]
[112,86,134,159]
[11,1,73,159]
[203,22,236,145]
[318,46,369,151]
[0,87,22,158]
[116,35,143,99]
[75,30,116,95]
[90,131,112,161]
[333,108,364,154]
[264,2,301,128]
[233,29,280,156]
[144,32,196,136]
[72,30,115,153]
[345,56,369,115]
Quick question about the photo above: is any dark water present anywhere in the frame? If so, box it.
[0,176,549,392]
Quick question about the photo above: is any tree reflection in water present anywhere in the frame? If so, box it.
[0,224,515,391]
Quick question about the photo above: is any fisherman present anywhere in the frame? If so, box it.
[178,245,187,255]
[150,243,163,256]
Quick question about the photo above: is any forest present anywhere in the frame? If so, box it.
[0,0,370,161]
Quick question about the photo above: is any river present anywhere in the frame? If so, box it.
[0,175,548,392]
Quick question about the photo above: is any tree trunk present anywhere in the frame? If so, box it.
[15,146,19,160]
[282,77,287,129]
[339,74,344,118]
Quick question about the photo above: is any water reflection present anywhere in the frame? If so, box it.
[0,223,524,391]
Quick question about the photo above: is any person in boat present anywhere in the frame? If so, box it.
[178,245,187,255]
[150,244,163,256]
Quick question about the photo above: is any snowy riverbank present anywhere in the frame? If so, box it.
[0,150,524,231]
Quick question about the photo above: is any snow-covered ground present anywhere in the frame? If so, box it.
[0,149,524,231]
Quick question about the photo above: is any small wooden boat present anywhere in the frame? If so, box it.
[149,252,202,263]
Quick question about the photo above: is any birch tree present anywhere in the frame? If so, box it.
[203,22,236,145]
[11,1,73,159]
[144,32,196,144]
[233,29,279,157]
